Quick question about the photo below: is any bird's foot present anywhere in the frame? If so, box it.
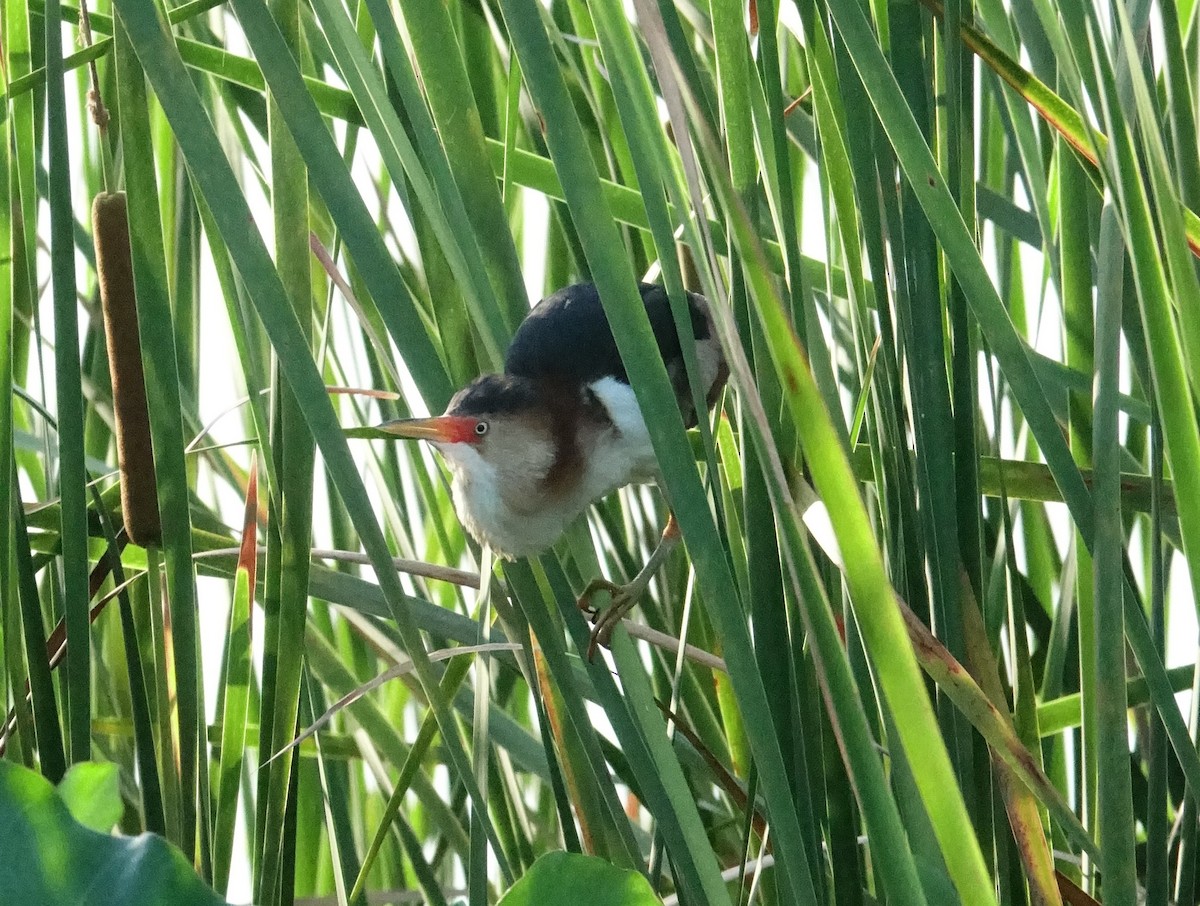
[577,578,640,661]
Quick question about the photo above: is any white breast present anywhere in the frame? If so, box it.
[584,377,659,491]
[438,440,567,558]
[436,377,660,559]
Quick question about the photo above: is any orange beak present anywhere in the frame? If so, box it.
[377,415,477,445]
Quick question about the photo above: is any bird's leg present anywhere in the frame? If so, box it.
[579,513,682,659]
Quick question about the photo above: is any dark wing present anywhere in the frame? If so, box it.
[504,282,714,389]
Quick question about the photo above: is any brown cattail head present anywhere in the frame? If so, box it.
[92,192,161,547]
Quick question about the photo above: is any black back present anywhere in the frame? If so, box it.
[504,282,711,386]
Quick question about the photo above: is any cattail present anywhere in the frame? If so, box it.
[92,192,160,547]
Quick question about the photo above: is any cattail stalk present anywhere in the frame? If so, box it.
[93,191,160,546]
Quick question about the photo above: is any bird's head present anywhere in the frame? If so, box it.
[378,374,556,486]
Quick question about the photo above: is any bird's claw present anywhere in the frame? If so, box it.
[576,577,622,616]
[577,579,634,661]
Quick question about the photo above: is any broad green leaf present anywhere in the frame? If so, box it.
[497,852,660,906]
[0,761,228,906]
[55,762,122,833]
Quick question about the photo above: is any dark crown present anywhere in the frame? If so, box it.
[447,373,539,417]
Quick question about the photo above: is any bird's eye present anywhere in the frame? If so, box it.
[474,421,489,437]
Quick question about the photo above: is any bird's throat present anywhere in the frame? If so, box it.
[442,440,568,558]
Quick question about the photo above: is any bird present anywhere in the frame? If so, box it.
[379,282,727,652]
